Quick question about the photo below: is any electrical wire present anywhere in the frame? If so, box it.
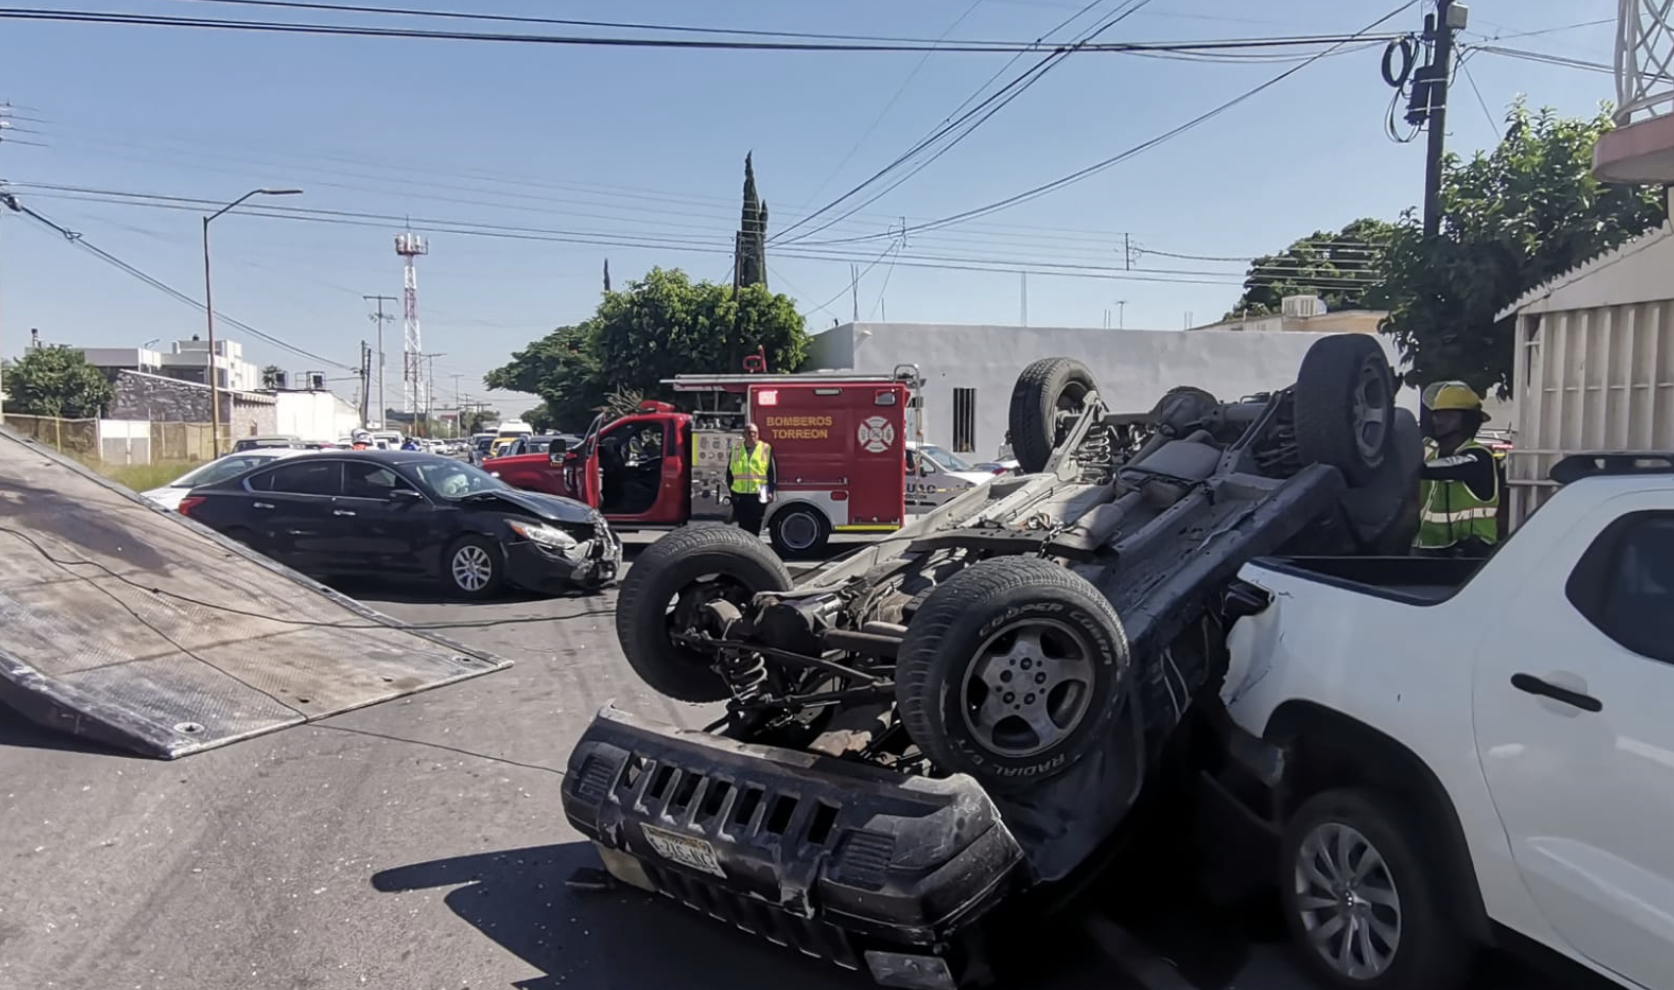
[773,0,1159,246]
[800,0,991,206]
[0,7,1403,55]
[870,1,1424,239]
[1456,50,1501,131]
[8,198,356,370]
[163,0,1020,47]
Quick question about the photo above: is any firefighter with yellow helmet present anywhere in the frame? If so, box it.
[1416,380,1505,557]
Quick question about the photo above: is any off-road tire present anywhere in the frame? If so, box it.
[768,504,831,559]
[1279,789,1474,990]
[1294,334,1395,486]
[443,535,505,601]
[1339,408,1424,553]
[896,556,1129,791]
[1009,357,1100,475]
[616,525,794,702]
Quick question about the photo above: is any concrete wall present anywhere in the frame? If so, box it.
[112,371,277,439]
[274,391,361,442]
[807,322,1412,459]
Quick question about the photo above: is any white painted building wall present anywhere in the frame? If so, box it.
[274,391,362,443]
[807,322,1412,459]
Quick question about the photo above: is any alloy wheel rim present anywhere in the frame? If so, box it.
[453,545,493,591]
[1293,821,1402,980]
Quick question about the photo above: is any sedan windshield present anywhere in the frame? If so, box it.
[170,453,286,488]
[410,459,509,500]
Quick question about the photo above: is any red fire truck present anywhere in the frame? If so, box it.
[484,365,923,557]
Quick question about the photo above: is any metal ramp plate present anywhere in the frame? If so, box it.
[0,429,512,758]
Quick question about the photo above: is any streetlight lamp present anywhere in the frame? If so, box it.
[202,187,301,456]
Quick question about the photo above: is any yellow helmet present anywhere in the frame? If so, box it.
[1421,380,1483,412]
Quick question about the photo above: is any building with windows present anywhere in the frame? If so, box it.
[806,321,1408,462]
[79,336,261,392]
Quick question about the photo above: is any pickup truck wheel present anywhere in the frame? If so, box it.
[1294,334,1395,486]
[1280,789,1473,990]
[896,556,1128,790]
[1009,357,1099,475]
[768,504,830,559]
[616,525,794,702]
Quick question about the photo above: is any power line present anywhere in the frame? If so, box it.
[882,1,1424,238]
[0,8,1403,55]
[8,197,355,369]
[161,0,1019,46]
[773,0,1159,245]
[14,183,1394,286]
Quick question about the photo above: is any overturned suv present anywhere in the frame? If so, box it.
[562,334,1421,987]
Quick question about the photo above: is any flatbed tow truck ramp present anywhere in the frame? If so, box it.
[0,429,510,758]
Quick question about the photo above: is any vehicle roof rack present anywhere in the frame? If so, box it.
[1550,452,1674,485]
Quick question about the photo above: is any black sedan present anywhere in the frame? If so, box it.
[177,450,622,598]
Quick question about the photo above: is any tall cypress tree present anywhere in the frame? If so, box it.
[738,153,768,288]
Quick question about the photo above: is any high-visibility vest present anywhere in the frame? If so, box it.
[1416,438,1499,549]
[729,442,772,494]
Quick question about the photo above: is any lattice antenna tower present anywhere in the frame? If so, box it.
[394,229,428,415]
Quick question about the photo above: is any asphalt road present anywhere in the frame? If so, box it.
[0,534,1560,990]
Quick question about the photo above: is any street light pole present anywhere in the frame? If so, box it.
[203,187,301,457]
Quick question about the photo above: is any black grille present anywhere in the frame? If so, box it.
[833,831,896,891]
[573,754,614,801]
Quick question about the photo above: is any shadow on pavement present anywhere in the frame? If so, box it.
[0,709,143,759]
[371,843,863,990]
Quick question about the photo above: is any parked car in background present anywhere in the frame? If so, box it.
[232,434,305,452]
[177,451,620,597]
[140,448,316,511]
[905,440,1003,513]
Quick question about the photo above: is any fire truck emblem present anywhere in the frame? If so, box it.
[857,416,896,453]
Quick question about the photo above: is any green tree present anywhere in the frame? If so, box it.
[523,404,555,433]
[260,364,284,389]
[483,324,602,431]
[1226,218,1395,318]
[6,346,115,418]
[486,267,809,432]
[737,152,768,288]
[1382,101,1667,396]
[465,408,499,434]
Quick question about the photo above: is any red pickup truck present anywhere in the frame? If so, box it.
[483,367,923,557]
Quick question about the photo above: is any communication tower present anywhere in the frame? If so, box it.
[395,231,428,415]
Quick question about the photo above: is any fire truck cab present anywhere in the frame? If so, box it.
[525,366,923,557]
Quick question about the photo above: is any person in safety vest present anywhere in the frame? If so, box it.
[1416,380,1505,557]
[726,422,776,537]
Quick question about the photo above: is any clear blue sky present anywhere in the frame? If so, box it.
[0,0,1620,415]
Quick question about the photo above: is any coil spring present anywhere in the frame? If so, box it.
[1075,428,1117,483]
[718,650,768,702]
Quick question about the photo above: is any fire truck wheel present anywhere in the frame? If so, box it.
[1294,334,1395,486]
[768,505,831,559]
[1009,357,1100,474]
[896,556,1129,791]
[616,525,794,703]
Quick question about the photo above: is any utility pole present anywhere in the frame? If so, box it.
[1020,272,1028,327]
[1407,0,1466,239]
[1123,233,1132,271]
[850,263,859,322]
[364,295,397,428]
[421,352,446,437]
[1116,300,1127,329]
[357,340,372,425]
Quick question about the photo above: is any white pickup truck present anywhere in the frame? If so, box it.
[1197,452,1674,990]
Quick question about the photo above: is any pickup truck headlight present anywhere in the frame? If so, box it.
[508,519,579,550]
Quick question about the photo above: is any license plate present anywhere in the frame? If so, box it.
[640,824,726,879]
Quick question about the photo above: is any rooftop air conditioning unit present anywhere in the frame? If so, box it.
[1281,295,1328,318]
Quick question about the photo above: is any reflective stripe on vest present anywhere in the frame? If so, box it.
[1416,439,1500,549]
[730,442,772,494]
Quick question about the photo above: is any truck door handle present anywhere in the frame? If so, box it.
[1511,673,1602,713]
[333,509,357,517]
[253,502,275,510]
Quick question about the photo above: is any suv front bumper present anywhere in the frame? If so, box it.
[562,706,1026,984]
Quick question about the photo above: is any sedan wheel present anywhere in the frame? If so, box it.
[445,537,503,600]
